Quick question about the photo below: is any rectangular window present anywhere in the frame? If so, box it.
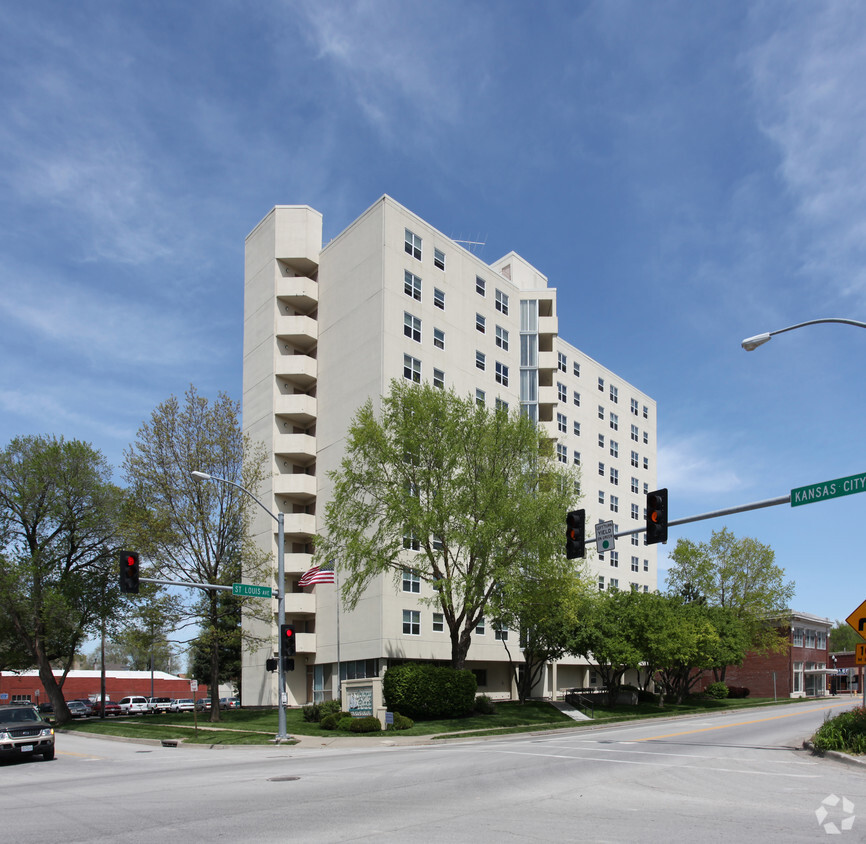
[557,443,567,464]
[475,617,485,634]
[631,533,639,546]
[476,275,486,296]
[496,398,508,412]
[817,631,827,649]
[573,420,581,436]
[495,325,509,350]
[433,327,445,350]
[793,628,804,647]
[403,354,421,383]
[476,351,486,371]
[402,568,420,593]
[631,398,639,416]
[609,578,619,591]
[610,495,619,513]
[432,612,444,632]
[643,558,649,572]
[558,382,567,403]
[610,468,619,485]
[631,477,639,493]
[598,490,605,504]
[598,461,605,477]
[403,530,420,550]
[610,551,619,567]
[433,287,445,309]
[476,388,485,406]
[598,434,605,449]
[433,368,445,389]
[557,352,567,372]
[405,228,422,260]
[598,377,604,392]
[495,361,509,386]
[476,313,486,333]
[598,576,605,591]
[643,405,649,419]
[610,385,618,404]
[610,413,618,431]
[805,629,816,648]
[598,405,605,420]
[402,609,420,635]
[404,270,421,301]
[610,441,618,458]
[404,312,421,342]
[643,431,649,445]
[631,451,639,468]
[557,412,567,433]
[573,361,580,377]
[643,457,649,470]
[495,289,509,314]
[573,450,581,466]
[631,424,639,442]
[494,622,508,641]
[573,390,580,407]
[631,556,639,572]
[631,503,639,520]
[434,248,445,271]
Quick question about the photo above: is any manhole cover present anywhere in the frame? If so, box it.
[268,775,300,782]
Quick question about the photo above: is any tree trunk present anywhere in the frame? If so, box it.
[209,594,221,723]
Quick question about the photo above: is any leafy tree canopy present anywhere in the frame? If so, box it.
[829,620,866,653]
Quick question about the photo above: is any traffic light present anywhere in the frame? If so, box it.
[119,551,140,594]
[280,623,296,657]
[566,509,586,559]
[265,657,278,672]
[282,656,295,672]
[645,489,668,545]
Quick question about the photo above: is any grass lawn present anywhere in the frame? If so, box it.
[57,695,802,744]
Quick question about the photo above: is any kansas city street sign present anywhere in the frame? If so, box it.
[791,471,866,507]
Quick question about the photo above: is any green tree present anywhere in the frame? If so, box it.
[188,593,241,693]
[665,527,795,678]
[317,381,578,669]
[0,435,123,724]
[122,386,268,721]
[829,620,866,652]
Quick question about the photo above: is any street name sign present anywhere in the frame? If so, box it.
[232,582,273,598]
[845,599,866,636]
[791,471,866,507]
[595,520,615,554]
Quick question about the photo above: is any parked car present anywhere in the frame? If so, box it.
[0,704,55,762]
[220,697,240,709]
[195,698,210,710]
[65,700,91,718]
[70,699,94,716]
[90,700,121,717]
[169,699,195,712]
[147,697,172,714]
[118,696,150,715]
[37,702,54,715]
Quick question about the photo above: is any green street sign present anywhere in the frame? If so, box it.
[232,583,273,598]
[791,472,866,507]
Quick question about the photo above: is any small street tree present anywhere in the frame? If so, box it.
[0,435,123,725]
[317,380,578,670]
[829,620,866,653]
[122,386,268,721]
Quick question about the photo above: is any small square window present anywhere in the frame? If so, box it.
[434,248,445,271]
[434,288,445,310]
[494,622,508,641]
[475,617,486,634]
[433,327,445,350]
[643,431,649,445]
[403,354,421,383]
[495,397,508,412]
[433,368,445,389]
[598,490,605,504]
[404,229,422,260]
[404,270,421,301]
[476,351,486,371]
[402,609,420,635]
[402,568,420,593]
[495,289,509,315]
[432,612,444,632]
[643,457,649,470]
[476,313,486,333]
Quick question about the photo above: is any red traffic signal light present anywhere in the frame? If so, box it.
[566,509,586,559]
[119,551,140,594]
[645,489,668,545]
[280,623,296,657]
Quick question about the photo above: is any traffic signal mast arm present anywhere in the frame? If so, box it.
[585,492,792,544]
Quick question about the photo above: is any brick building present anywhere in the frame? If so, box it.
[712,611,832,698]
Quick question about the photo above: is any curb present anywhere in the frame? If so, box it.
[803,740,866,769]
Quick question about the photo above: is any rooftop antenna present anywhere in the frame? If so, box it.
[452,234,486,255]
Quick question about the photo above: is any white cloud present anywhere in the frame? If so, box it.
[658,434,743,496]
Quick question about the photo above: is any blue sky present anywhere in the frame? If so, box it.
[2,1,865,627]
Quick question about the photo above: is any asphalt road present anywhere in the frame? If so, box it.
[2,698,864,843]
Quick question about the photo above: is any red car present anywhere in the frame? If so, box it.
[90,700,121,717]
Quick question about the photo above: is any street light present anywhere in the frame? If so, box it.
[742,318,866,351]
[191,470,288,742]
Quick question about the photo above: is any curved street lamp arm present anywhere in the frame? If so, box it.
[191,471,278,523]
[742,318,866,351]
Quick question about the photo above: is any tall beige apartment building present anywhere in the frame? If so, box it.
[242,196,657,706]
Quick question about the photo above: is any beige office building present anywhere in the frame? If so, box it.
[242,196,657,706]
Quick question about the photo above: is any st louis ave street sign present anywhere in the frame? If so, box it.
[791,471,866,507]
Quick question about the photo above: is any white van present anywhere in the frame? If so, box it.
[118,696,150,715]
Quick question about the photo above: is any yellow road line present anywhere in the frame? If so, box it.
[635,700,854,742]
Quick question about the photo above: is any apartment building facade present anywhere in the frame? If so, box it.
[242,196,658,707]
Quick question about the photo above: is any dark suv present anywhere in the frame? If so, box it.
[0,704,55,762]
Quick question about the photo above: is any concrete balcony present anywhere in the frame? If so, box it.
[283,591,316,616]
[294,632,316,654]
[276,275,318,311]
[274,353,316,387]
[539,419,559,440]
[273,433,316,462]
[538,350,557,372]
[282,552,313,576]
[274,393,317,426]
[538,315,558,337]
[273,473,316,500]
[538,385,558,408]
[281,512,316,537]
[276,315,318,351]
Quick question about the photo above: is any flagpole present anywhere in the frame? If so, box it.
[334,562,341,705]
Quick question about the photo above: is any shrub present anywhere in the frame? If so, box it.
[383,662,477,720]
[337,716,355,731]
[320,711,352,730]
[637,690,657,704]
[813,706,866,754]
[473,695,497,715]
[726,685,750,699]
[318,699,342,718]
[705,682,729,699]
[388,711,414,731]
[348,715,382,733]
[302,703,321,722]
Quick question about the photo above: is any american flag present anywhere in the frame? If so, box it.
[298,564,336,587]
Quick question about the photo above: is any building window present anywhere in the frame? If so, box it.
[494,622,508,641]
[631,451,639,468]
[793,628,804,647]
[610,468,619,485]
[598,434,605,449]
[643,431,649,445]
[557,444,568,464]
[573,361,580,377]
[643,457,649,470]
[805,629,816,648]
[434,248,445,271]
[476,351,486,371]
[631,477,639,494]
[631,503,639,521]
[643,483,648,494]
[631,556,639,572]
[475,617,485,634]
[433,368,445,389]
[631,533,639,546]
[405,228,422,260]
[598,576,605,591]
[610,413,618,431]
[598,377,604,392]
[495,361,509,386]
[573,450,581,466]
[476,388,485,406]
[817,630,827,649]
[404,270,421,301]
[573,390,580,407]
[476,313,486,333]
[610,495,619,513]
[631,424,639,442]
[434,287,445,309]
[402,609,420,635]
[643,405,649,419]
[495,289,509,315]
[610,441,618,458]
[495,325,509,350]
[432,612,444,632]
[476,275,486,296]
[598,461,605,477]
[557,412,567,433]
[610,385,618,404]
[433,327,445,350]
[404,312,421,342]
[557,352,567,372]
[573,421,581,436]
[403,530,420,550]
[610,551,619,568]
[496,398,508,412]
[598,490,605,504]
[402,568,421,593]
[598,405,605,420]
[609,578,619,591]
[403,354,421,382]
[643,558,649,571]
[558,382,567,403]
[630,398,639,415]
